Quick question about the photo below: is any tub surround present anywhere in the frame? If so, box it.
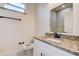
[34,33,79,56]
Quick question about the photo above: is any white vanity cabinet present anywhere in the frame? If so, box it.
[33,39,75,56]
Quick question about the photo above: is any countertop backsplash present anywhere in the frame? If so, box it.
[45,32,79,41]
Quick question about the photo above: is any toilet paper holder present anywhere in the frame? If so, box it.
[19,42,24,45]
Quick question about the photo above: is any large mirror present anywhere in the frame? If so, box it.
[50,3,73,33]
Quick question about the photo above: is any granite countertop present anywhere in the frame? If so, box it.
[34,36,79,56]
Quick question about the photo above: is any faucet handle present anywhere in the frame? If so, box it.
[54,32,60,38]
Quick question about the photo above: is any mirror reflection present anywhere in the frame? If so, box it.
[50,3,73,33]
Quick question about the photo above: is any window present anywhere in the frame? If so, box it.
[4,3,26,13]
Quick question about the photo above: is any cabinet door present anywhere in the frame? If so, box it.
[33,39,47,56]
[33,39,75,56]
[33,39,60,56]
[33,40,47,56]
[33,41,41,56]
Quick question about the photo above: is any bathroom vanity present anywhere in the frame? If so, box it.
[33,36,79,56]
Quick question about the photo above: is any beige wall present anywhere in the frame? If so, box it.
[36,3,50,36]
[0,3,36,55]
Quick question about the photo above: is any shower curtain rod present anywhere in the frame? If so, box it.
[0,16,21,21]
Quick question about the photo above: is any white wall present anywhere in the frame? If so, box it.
[0,3,36,55]
[36,3,50,36]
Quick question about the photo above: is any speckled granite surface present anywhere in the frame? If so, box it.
[34,36,79,56]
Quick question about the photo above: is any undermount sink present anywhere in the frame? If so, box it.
[45,38,62,44]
